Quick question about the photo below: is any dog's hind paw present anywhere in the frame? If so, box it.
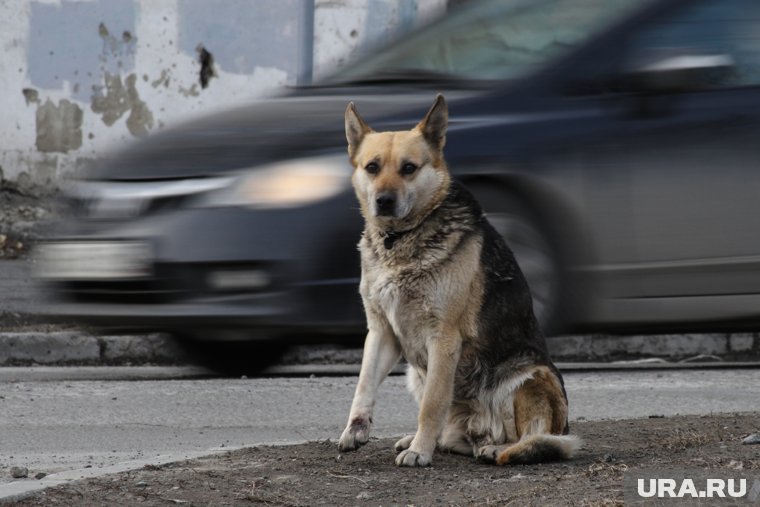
[338,416,371,452]
[394,435,415,452]
[395,449,432,467]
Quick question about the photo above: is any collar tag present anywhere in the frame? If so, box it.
[383,230,404,250]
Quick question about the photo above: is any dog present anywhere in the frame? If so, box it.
[338,94,580,467]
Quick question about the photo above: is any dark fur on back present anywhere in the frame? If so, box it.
[451,182,570,432]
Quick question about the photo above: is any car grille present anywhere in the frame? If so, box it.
[54,264,199,304]
[58,280,184,304]
[51,263,279,305]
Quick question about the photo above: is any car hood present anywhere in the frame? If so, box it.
[90,87,479,181]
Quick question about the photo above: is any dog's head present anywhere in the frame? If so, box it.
[345,94,451,228]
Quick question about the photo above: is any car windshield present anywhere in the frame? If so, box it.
[333,0,646,83]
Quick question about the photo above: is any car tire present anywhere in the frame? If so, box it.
[468,184,564,335]
[173,333,289,376]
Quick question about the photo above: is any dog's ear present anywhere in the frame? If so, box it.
[417,94,448,151]
[345,102,371,162]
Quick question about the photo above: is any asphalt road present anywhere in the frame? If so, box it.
[1,367,759,487]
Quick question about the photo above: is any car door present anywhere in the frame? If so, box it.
[577,0,760,324]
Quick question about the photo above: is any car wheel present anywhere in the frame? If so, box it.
[469,184,563,335]
[173,333,289,376]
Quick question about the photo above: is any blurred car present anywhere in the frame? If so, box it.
[36,0,760,372]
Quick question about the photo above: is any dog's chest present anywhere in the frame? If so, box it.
[363,265,436,359]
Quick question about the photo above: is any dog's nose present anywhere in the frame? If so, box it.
[375,193,397,216]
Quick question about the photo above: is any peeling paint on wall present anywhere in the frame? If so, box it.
[22,88,40,106]
[178,83,200,98]
[90,73,130,126]
[124,76,154,137]
[91,73,153,137]
[98,21,138,65]
[197,45,216,89]
[151,69,171,89]
[35,99,83,153]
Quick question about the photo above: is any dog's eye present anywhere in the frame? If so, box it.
[400,162,418,175]
[365,162,379,174]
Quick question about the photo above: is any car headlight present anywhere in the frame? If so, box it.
[199,154,352,209]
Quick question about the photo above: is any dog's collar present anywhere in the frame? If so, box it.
[380,214,433,249]
[382,228,413,250]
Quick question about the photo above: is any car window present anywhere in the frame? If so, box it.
[627,0,760,88]
[334,0,645,82]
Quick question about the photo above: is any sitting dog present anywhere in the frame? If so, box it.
[339,94,580,467]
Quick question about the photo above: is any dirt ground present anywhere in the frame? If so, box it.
[11,413,760,507]
[0,186,56,260]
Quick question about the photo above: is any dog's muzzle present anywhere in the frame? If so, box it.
[375,192,397,217]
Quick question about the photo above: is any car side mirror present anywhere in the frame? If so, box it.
[622,52,735,93]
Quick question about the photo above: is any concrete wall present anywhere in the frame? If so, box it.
[0,0,446,193]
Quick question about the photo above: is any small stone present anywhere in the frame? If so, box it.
[603,453,614,462]
[742,433,760,445]
[356,491,372,500]
[34,472,47,480]
[10,466,28,478]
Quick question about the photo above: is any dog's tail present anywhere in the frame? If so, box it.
[496,365,582,465]
[495,433,581,465]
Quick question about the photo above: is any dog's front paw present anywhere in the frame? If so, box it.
[475,445,500,463]
[394,434,415,452]
[338,416,372,452]
[395,449,432,467]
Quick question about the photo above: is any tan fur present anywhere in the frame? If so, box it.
[350,130,450,228]
[514,366,568,437]
[493,366,578,465]
[338,95,579,468]
[472,366,581,466]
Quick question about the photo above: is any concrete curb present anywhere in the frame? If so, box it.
[547,332,760,360]
[0,332,189,366]
[261,361,760,377]
[0,331,758,367]
[0,449,228,505]
[0,366,215,382]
